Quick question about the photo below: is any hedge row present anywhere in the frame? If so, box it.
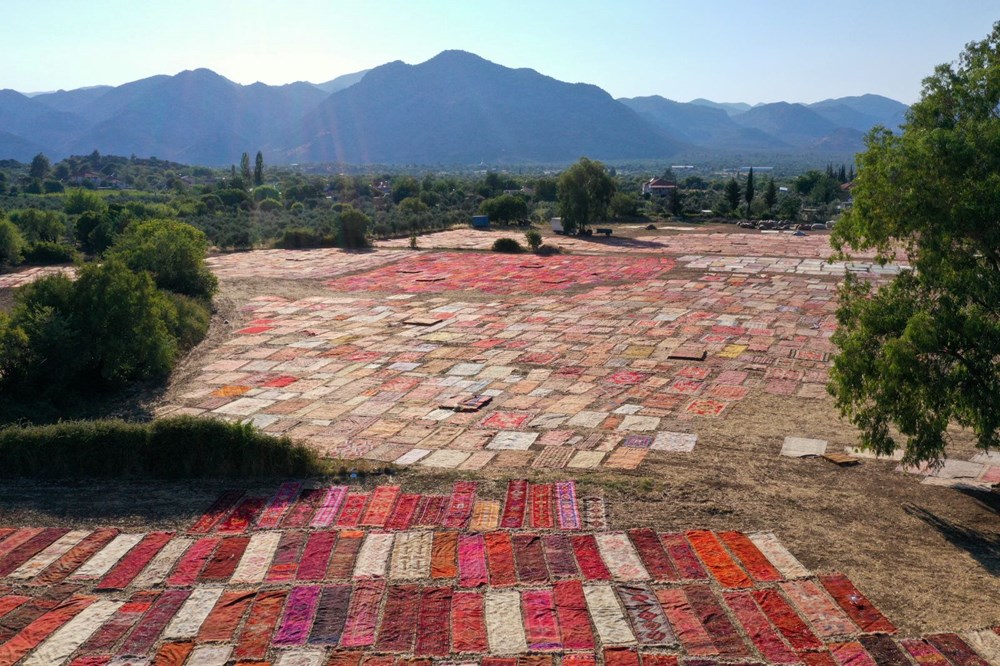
[0,416,323,479]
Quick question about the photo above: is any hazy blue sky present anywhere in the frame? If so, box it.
[5,1,997,104]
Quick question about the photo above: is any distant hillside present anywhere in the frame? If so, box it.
[808,94,908,131]
[0,129,41,162]
[0,90,82,152]
[0,52,909,165]
[32,86,113,113]
[731,102,849,148]
[619,96,788,151]
[688,98,752,116]
[313,69,369,94]
[283,51,682,163]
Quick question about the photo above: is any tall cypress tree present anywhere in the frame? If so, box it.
[240,152,252,188]
[764,177,777,211]
[724,178,741,214]
[744,167,755,216]
[254,151,264,186]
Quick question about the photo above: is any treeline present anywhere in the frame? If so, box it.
[0,151,855,261]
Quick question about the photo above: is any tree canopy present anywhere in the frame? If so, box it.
[829,23,1000,464]
[480,193,528,224]
[557,157,615,234]
[107,219,217,299]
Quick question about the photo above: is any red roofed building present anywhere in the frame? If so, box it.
[642,177,676,198]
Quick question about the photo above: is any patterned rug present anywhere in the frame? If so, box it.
[1,481,997,665]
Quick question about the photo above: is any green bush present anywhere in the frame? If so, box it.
[0,274,82,391]
[338,208,371,249]
[21,241,79,265]
[10,209,66,243]
[525,229,542,251]
[64,188,108,216]
[108,218,217,298]
[0,262,184,393]
[276,227,336,249]
[0,218,24,269]
[253,185,281,202]
[164,293,212,351]
[257,197,282,212]
[0,416,322,478]
[65,260,178,385]
[492,237,523,253]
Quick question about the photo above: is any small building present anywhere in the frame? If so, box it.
[642,178,676,198]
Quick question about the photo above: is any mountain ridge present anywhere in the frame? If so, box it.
[2,51,909,165]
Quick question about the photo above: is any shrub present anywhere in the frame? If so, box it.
[0,262,179,393]
[276,227,335,249]
[164,292,212,351]
[0,416,323,478]
[216,188,250,208]
[535,243,562,256]
[69,260,178,385]
[257,197,282,212]
[64,188,108,216]
[10,209,66,243]
[108,218,217,298]
[0,219,24,269]
[253,185,282,202]
[480,193,529,224]
[0,274,83,391]
[525,229,542,251]
[338,208,371,249]
[21,241,79,265]
[492,237,523,253]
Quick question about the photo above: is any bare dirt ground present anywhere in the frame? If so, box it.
[1,224,996,637]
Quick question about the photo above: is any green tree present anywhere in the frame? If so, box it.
[557,157,615,234]
[29,153,51,180]
[240,152,252,188]
[253,185,281,203]
[10,209,66,243]
[829,23,1000,463]
[795,170,840,204]
[0,218,25,269]
[70,260,177,384]
[398,197,429,216]
[669,187,684,217]
[744,168,755,216]
[777,193,801,221]
[763,178,778,211]
[533,177,558,202]
[609,192,639,220]
[64,188,108,216]
[0,274,81,392]
[108,219,217,298]
[254,151,264,186]
[480,194,529,225]
[724,178,741,214]
[337,208,371,249]
[391,176,419,204]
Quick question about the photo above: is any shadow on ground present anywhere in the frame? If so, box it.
[0,479,232,530]
[904,494,1000,576]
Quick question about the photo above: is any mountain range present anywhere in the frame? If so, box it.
[0,50,908,166]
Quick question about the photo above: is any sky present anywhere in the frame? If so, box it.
[4,0,997,104]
